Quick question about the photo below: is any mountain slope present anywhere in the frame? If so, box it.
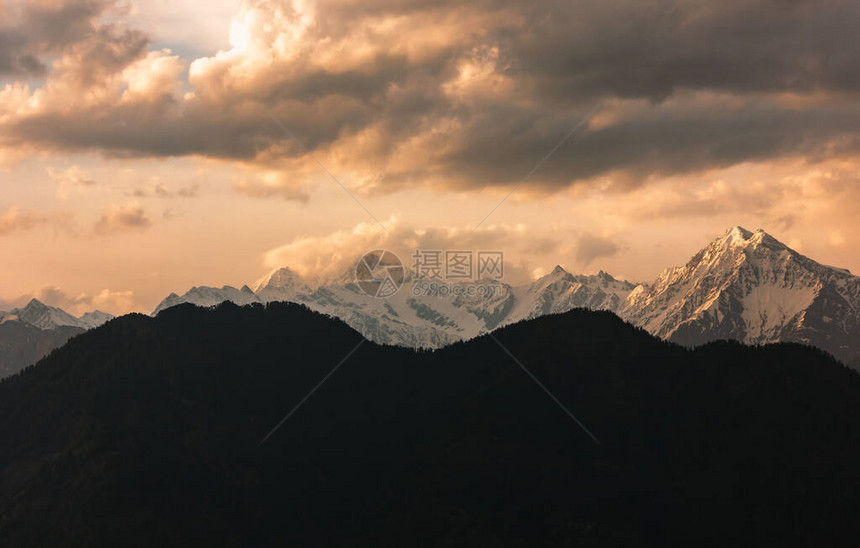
[622,226,860,364]
[1,302,859,546]
[0,321,84,378]
[0,300,113,378]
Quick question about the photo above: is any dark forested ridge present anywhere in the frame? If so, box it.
[1,302,859,546]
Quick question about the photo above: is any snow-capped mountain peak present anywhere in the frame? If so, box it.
[714,226,792,257]
[254,267,309,291]
[531,265,573,287]
[253,267,314,303]
[549,264,569,276]
[78,310,115,329]
[726,225,754,243]
[10,299,82,330]
[621,227,860,365]
[0,299,114,331]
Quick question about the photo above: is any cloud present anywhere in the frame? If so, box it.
[829,230,847,247]
[89,288,137,313]
[2,285,140,316]
[0,0,146,78]
[127,181,199,198]
[574,232,622,266]
[0,207,47,235]
[3,0,860,198]
[94,201,152,234]
[161,208,183,220]
[262,217,551,285]
[570,160,860,231]
[261,217,636,284]
[234,171,311,202]
[47,165,97,199]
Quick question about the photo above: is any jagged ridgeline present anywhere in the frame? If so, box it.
[2,302,860,546]
[153,227,860,368]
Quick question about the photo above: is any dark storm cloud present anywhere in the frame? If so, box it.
[0,32,48,77]
[0,0,141,78]
[4,0,860,194]
[504,0,860,100]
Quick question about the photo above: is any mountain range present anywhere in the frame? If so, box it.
[150,265,635,350]
[148,226,860,368]
[2,226,859,378]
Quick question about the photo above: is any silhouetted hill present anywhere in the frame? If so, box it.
[1,302,859,546]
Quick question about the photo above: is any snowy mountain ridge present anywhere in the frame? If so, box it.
[153,264,638,349]
[0,299,114,331]
[151,226,860,368]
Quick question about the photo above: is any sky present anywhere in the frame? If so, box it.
[1,0,860,315]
